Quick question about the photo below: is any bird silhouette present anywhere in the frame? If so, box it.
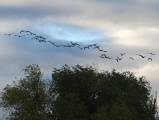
[20,30,25,33]
[148,53,155,55]
[120,53,126,56]
[31,36,47,41]
[70,41,80,46]
[54,45,61,47]
[92,43,98,47]
[128,57,134,60]
[99,54,110,58]
[20,30,35,35]
[117,56,122,60]
[4,33,14,36]
[99,49,103,52]
[14,35,25,37]
[88,45,93,48]
[63,44,72,47]
[94,46,100,50]
[78,46,83,50]
[38,40,46,43]
[83,46,89,50]
[148,58,152,61]
[48,41,56,45]
[94,46,105,52]
[107,57,112,59]
[102,50,107,52]
[27,32,36,35]
[114,58,119,62]
[99,54,106,58]
[136,54,146,58]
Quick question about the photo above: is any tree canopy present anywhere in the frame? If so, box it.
[0,64,158,120]
[0,64,49,120]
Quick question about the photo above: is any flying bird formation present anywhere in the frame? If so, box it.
[4,30,156,62]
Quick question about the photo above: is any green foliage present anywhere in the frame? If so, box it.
[0,64,158,120]
[0,64,49,120]
[91,103,135,120]
[51,65,157,120]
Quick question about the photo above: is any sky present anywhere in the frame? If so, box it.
[0,0,159,118]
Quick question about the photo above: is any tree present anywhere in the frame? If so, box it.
[0,64,49,120]
[50,65,157,120]
[0,64,158,120]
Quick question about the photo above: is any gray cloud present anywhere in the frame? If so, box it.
[1,0,159,29]
[0,5,79,20]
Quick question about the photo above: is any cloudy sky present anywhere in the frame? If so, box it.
[0,0,159,117]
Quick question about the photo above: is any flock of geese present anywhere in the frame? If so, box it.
[4,30,155,62]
